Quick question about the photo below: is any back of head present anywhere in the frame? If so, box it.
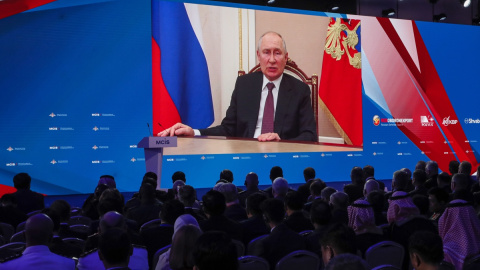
[172,171,186,183]
[363,179,379,196]
[193,231,238,270]
[325,253,369,270]
[459,161,472,176]
[310,179,327,197]
[99,227,132,267]
[220,169,234,183]
[415,160,427,172]
[330,192,349,210]
[139,182,156,204]
[310,199,332,226]
[143,171,158,182]
[41,208,61,233]
[98,175,116,189]
[216,183,238,203]
[437,172,451,188]
[25,213,54,246]
[321,187,337,203]
[99,211,126,232]
[269,166,283,181]
[303,167,315,181]
[425,161,439,176]
[412,169,427,186]
[202,190,226,216]
[401,168,412,180]
[50,199,71,222]
[362,165,374,179]
[367,190,385,212]
[160,199,186,224]
[172,180,186,196]
[244,172,259,189]
[393,170,409,191]
[245,192,267,216]
[98,188,125,215]
[412,195,429,216]
[272,177,289,198]
[170,224,203,270]
[261,198,285,224]
[449,160,460,175]
[350,167,364,185]
[284,191,304,211]
[321,223,357,255]
[409,231,444,266]
[178,185,196,207]
[452,173,469,191]
[13,172,31,189]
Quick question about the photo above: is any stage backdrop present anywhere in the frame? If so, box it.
[1,0,479,195]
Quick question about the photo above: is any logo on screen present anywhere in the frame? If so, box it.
[421,115,434,126]
[130,157,136,162]
[373,115,380,126]
[50,159,57,165]
[49,112,56,118]
[464,118,480,124]
[93,126,99,131]
[7,147,13,152]
[442,116,458,126]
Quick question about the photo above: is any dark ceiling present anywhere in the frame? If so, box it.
[213,0,480,26]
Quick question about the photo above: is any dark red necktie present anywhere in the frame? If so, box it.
[261,82,275,134]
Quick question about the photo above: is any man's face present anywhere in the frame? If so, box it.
[429,195,441,213]
[257,33,288,81]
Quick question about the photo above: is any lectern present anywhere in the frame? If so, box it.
[137,136,177,188]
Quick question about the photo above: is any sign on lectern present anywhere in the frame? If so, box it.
[137,137,177,189]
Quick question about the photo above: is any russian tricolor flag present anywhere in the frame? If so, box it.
[152,0,214,134]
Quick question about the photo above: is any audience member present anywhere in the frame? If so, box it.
[367,190,388,225]
[324,253,369,270]
[412,194,430,218]
[387,191,420,225]
[193,231,238,270]
[10,172,44,215]
[306,200,332,260]
[238,173,263,207]
[271,177,290,201]
[347,199,385,256]
[401,167,415,192]
[425,161,439,189]
[78,211,148,270]
[283,191,314,233]
[303,179,327,212]
[126,183,163,227]
[330,191,349,225]
[428,187,449,223]
[410,169,428,197]
[439,199,480,270]
[263,166,284,198]
[98,175,116,188]
[98,227,133,270]
[156,214,202,270]
[178,185,206,222]
[363,164,385,191]
[451,173,470,195]
[0,214,75,269]
[82,183,110,221]
[0,193,27,228]
[415,160,427,172]
[297,167,316,203]
[343,166,365,204]
[216,182,247,222]
[320,223,357,266]
[437,172,452,193]
[141,200,185,266]
[199,190,243,242]
[251,198,305,269]
[363,179,379,198]
[321,187,337,203]
[448,160,459,176]
[408,231,444,270]
[241,192,269,243]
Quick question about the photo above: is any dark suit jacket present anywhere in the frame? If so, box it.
[12,189,44,215]
[199,215,244,242]
[251,223,306,270]
[224,203,248,222]
[199,72,317,142]
[297,180,314,204]
[284,211,314,233]
[241,215,270,244]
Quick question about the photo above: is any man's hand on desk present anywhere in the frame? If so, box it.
[157,123,194,137]
[257,132,281,142]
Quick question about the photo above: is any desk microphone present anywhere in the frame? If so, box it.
[158,122,165,130]
[147,123,152,136]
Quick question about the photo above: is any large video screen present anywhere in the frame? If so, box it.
[1,0,479,194]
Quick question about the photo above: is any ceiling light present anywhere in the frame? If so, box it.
[460,0,471,8]
[382,8,396,17]
[433,13,447,22]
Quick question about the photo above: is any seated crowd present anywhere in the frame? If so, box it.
[1,160,480,270]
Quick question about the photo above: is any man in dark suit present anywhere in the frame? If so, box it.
[158,31,317,142]
[251,198,305,269]
[10,172,44,215]
[297,167,317,203]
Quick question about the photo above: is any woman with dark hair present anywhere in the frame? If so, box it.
[156,214,202,270]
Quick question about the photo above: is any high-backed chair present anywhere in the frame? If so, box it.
[246,234,268,255]
[0,222,15,243]
[0,242,26,253]
[152,244,171,269]
[232,239,245,257]
[68,215,92,226]
[140,218,162,233]
[238,255,270,270]
[275,250,320,270]
[365,241,404,269]
[9,231,25,243]
[239,58,319,140]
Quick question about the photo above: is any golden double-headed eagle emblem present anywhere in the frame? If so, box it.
[325,18,361,69]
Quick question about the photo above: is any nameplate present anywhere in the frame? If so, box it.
[137,137,178,148]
